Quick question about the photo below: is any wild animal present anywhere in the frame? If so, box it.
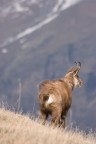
[38,62,83,128]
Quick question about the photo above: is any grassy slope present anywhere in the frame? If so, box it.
[0,109,96,144]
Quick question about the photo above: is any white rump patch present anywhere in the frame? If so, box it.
[47,94,56,105]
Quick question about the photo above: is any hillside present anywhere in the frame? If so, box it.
[0,108,96,144]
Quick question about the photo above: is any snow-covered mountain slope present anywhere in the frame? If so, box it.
[0,0,82,47]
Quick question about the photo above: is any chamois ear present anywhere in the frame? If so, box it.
[68,67,75,73]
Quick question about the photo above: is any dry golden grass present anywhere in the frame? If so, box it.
[0,108,95,144]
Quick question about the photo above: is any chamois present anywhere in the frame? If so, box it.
[38,62,83,128]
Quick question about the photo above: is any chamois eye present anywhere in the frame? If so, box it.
[76,75,79,79]
[74,75,78,78]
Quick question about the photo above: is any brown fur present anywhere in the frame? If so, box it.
[38,63,83,128]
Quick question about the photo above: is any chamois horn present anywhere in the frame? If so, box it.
[74,61,81,74]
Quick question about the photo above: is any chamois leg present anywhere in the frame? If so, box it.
[51,107,62,128]
[39,110,48,125]
[60,110,67,128]
[60,115,66,128]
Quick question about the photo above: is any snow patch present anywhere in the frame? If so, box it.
[13,2,29,12]
[52,0,64,13]
[1,49,8,54]
[0,0,83,47]
[0,0,33,17]
[16,14,57,39]
[29,0,39,4]
[61,0,82,10]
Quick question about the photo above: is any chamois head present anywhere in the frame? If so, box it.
[64,62,83,88]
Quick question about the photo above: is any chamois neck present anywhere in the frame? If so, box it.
[63,77,74,91]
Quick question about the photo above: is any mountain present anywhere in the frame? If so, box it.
[0,0,96,130]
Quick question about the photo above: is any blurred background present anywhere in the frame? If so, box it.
[0,0,96,131]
